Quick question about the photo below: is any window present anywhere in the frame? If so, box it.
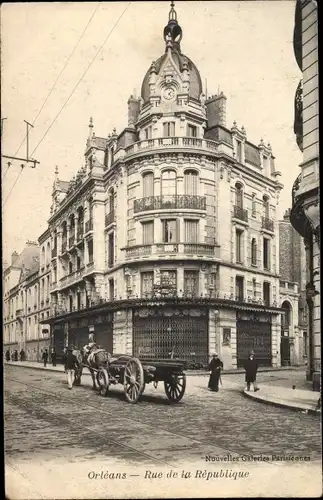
[263,196,270,219]
[236,140,242,162]
[263,282,270,306]
[141,272,154,297]
[162,219,178,243]
[109,279,115,300]
[161,170,176,196]
[187,124,197,137]
[143,172,154,198]
[77,292,81,310]
[69,262,73,274]
[184,170,198,195]
[251,238,257,266]
[184,220,199,243]
[236,229,243,263]
[142,221,154,244]
[235,276,244,301]
[184,270,199,297]
[163,122,175,137]
[76,256,81,270]
[88,239,93,263]
[108,233,114,268]
[252,194,256,217]
[144,126,152,140]
[160,270,177,288]
[108,189,115,213]
[235,183,243,208]
[69,295,73,312]
[281,301,291,328]
[252,278,257,300]
[263,238,270,270]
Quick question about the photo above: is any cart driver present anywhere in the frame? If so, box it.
[83,334,97,360]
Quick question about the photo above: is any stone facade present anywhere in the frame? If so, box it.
[290,0,320,390]
[39,4,286,369]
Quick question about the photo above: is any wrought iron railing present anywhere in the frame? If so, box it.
[183,244,215,256]
[124,243,219,260]
[261,217,274,232]
[292,173,302,205]
[134,195,206,213]
[85,219,93,233]
[123,137,219,157]
[294,79,303,152]
[233,205,248,222]
[105,210,116,226]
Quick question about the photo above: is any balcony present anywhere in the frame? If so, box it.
[134,195,206,214]
[261,217,274,232]
[122,137,219,158]
[51,247,57,258]
[232,205,248,223]
[123,243,220,261]
[105,210,116,226]
[69,235,75,248]
[59,267,85,288]
[85,219,93,233]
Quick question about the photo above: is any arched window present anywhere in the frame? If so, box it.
[161,170,177,197]
[235,183,243,208]
[184,170,198,195]
[142,173,154,198]
[251,238,257,266]
[281,301,292,329]
[41,247,45,267]
[263,195,270,219]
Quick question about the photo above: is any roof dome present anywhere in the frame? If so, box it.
[141,2,203,103]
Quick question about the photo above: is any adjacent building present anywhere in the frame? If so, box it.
[290,0,320,389]
[43,3,285,368]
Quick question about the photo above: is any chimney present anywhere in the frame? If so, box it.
[205,92,227,128]
[127,95,141,127]
[26,240,38,246]
[11,251,19,265]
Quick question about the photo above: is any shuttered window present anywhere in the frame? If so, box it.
[184,220,199,243]
[163,122,175,137]
[162,219,178,242]
[143,173,154,197]
[142,221,154,244]
[184,170,198,195]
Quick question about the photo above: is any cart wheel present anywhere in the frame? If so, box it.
[97,368,109,396]
[124,358,145,403]
[164,374,186,403]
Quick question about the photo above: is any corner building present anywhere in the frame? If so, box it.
[46,5,284,368]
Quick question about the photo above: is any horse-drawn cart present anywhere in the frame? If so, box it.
[74,353,187,404]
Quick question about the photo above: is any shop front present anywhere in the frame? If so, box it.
[236,311,272,367]
[132,306,209,366]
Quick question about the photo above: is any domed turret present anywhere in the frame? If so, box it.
[140,1,203,104]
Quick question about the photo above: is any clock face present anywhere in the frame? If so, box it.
[162,88,176,101]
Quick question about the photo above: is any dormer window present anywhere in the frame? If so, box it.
[236,140,242,162]
[187,124,197,137]
[163,122,175,137]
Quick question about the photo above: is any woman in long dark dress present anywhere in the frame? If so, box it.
[208,353,223,392]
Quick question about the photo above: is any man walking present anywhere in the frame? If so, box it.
[64,345,79,390]
[51,348,57,367]
[244,350,260,392]
[208,352,223,392]
[42,348,49,367]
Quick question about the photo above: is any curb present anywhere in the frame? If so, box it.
[242,389,321,416]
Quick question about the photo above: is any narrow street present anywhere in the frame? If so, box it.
[5,364,322,499]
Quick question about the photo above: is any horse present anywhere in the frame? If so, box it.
[74,344,111,390]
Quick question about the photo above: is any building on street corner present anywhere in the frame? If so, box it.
[40,3,287,369]
[290,0,320,390]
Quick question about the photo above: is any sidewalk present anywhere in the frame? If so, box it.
[4,360,306,376]
[243,384,321,415]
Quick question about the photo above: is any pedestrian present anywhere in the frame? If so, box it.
[208,352,223,392]
[19,349,25,362]
[244,350,260,392]
[14,350,18,362]
[42,348,49,367]
[5,350,10,362]
[51,348,57,367]
[64,345,79,390]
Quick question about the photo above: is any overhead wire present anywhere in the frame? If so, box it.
[3,2,131,206]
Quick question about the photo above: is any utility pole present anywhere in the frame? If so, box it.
[1,119,40,169]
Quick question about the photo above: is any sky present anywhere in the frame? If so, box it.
[1,0,302,264]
